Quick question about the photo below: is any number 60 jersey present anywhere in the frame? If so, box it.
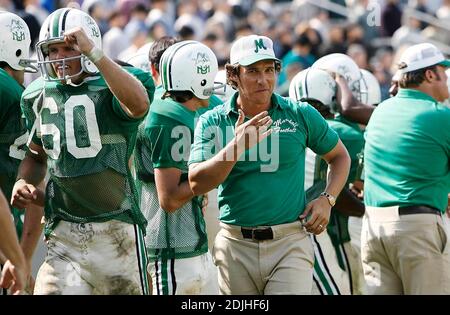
[20,67,155,236]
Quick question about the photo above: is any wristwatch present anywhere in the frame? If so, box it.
[320,192,336,207]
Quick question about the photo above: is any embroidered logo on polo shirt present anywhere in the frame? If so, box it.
[271,118,298,133]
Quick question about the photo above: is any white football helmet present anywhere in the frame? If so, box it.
[312,53,362,101]
[159,41,220,100]
[0,11,37,72]
[359,69,381,105]
[289,68,338,113]
[36,8,102,81]
[214,69,236,102]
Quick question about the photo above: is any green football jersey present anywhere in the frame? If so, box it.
[134,86,222,260]
[305,118,364,252]
[0,68,28,237]
[21,67,155,236]
[0,68,27,200]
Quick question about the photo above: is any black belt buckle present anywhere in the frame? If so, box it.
[398,205,441,216]
[241,227,274,240]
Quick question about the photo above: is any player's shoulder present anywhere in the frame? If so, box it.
[123,65,152,82]
[22,76,45,100]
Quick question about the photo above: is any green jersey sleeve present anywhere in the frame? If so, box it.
[301,104,339,155]
[188,110,220,165]
[146,114,190,170]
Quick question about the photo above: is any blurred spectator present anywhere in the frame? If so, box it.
[411,0,431,29]
[82,0,110,35]
[347,43,369,69]
[24,0,48,25]
[278,34,316,89]
[328,0,347,20]
[103,10,129,60]
[117,0,148,22]
[370,47,395,101]
[346,23,365,45]
[248,0,273,34]
[295,23,323,58]
[320,23,347,56]
[177,24,196,40]
[229,0,253,20]
[17,10,40,52]
[204,0,235,41]
[0,0,14,11]
[355,0,381,45]
[234,21,254,39]
[174,0,205,41]
[146,0,175,38]
[292,0,320,23]
[381,0,402,36]
[130,2,150,22]
[308,10,330,46]
[391,9,425,47]
[118,19,149,61]
[437,0,450,20]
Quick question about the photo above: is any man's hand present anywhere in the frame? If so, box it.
[64,27,95,56]
[0,260,29,295]
[300,196,332,235]
[234,109,272,154]
[10,179,39,210]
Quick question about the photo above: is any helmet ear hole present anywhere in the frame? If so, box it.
[200,79,207,86]
[82,56,99,75]
[16,49,22,57]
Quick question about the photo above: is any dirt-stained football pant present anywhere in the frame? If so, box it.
[34,220,149,295]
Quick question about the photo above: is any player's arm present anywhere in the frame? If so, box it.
[189,110,272,196]
[335,74,375,125]
[11,142,47,209]
[64,27,150,118]
[301,139,350,235]
[154,168,195,212]
[20,185,44,263]
[0,190,28,294]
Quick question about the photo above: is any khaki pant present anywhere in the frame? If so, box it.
[34,220,148,295]
[361,206,450,294]
[213,221,314,295]
[347,216,366,295]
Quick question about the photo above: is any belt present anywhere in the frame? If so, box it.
[398,205,441,216]
[241,227,274,240]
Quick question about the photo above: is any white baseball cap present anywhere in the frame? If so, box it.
[230,35,280,66]
[398,43,450,74]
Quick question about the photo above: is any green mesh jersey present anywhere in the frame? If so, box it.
[21,67,155,236]
[0,68,28,237]
[134,86,222,261]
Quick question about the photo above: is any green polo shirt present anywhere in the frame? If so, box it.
[364,88,450,212]
[189,93,339,227]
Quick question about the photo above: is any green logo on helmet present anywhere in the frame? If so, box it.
[194,52,211,74]
[197,65,210,74]
[254,38,267,53]
[85,16,100,38]
[10,19,25,42]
